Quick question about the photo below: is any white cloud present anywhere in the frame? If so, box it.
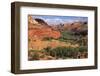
[45,18,64,25]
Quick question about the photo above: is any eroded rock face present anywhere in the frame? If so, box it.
[63,22,83,31]
[28,28,61,40]
[28,15,61,50]
[28,15,39,24]
[28,15,61,40]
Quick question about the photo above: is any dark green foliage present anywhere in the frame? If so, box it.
[61,31,76,40]
[79,46,87,52]
[28,46,87,60]
[58,30,88,46]
[44,46,87,59]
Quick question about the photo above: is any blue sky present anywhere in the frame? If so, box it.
[32,15,88,25]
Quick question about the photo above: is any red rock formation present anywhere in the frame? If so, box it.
[28,27,61,40]
[28,15,61,40]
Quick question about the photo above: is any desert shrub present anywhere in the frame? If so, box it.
[44,47,76,59]
[79,46,87,52]
[61,31,77,40]
[28,50,46,60]
[28,46,88,60]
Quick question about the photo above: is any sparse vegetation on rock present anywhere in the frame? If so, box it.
[28,15,88,60]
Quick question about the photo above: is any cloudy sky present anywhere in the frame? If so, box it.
[32,15,88,25]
